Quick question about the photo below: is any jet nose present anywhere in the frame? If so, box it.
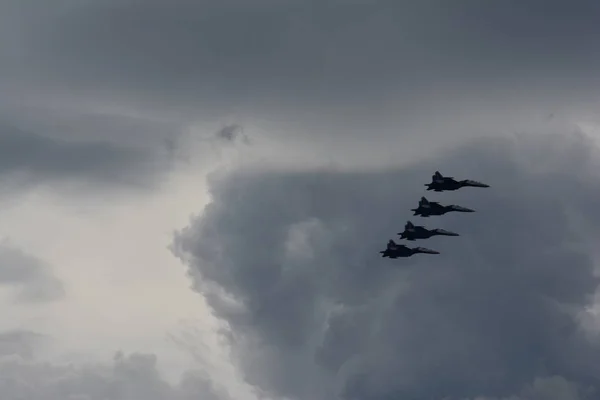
[466,180,489,188]
[417,248,440,254]
[452,206,475,212]
[436,229,459,236]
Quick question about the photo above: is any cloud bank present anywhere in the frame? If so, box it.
[0,121,172,195]
[173,131,600,400]
[0,351,233,400]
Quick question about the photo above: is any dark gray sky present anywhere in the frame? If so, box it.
[2,0,600,399]
[3,0,599,168]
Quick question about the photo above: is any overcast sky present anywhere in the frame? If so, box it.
[2,0,600,399]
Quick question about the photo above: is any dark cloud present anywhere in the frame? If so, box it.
[0,242,65,303]
[172,131,600,400]
[2,105,186,150]
[7,0,600,123]
[2,0,600,175]
[0,351,232,400]
[215,124,249,144]
[0,122,170,193]
[469,376,597,400]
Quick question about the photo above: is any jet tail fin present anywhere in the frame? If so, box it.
[420,196,429,205]
[434,171,443,179]
[405,221,414,229]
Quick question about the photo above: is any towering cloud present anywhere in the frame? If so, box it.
[173,132,600,400]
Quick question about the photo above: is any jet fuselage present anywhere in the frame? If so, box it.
[380,241,439,258]
[425,178,489,192]
[412,204,471,217]
[399,226,459,240]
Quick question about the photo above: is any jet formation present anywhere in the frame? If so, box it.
[380,171,489,258]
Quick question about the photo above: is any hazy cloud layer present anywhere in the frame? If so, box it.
[0,242,65,304]
[173,131,600,400]
[0,330,47,360]
[0,351,231,400]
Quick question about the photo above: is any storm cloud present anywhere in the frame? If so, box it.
[173,131,600,400]
[4,0,600,131]
[3,0,598,173]
[3,1,600,399]
[0,0,599,175]
[17,1,600,107]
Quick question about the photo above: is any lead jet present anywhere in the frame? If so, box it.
[398,221,459,241]
[425,171,489,192]
[411,196,474,217]
[379,240,439,258]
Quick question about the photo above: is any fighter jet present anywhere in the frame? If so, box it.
[425,171,489,192]
[398,221,459,241]
[379,240,439,258]
[411,196,474,217]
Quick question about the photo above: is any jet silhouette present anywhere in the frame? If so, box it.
[411,196,474,217]
[380,239,439,258]
[398,221,459,241]
[425,171,489,192]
